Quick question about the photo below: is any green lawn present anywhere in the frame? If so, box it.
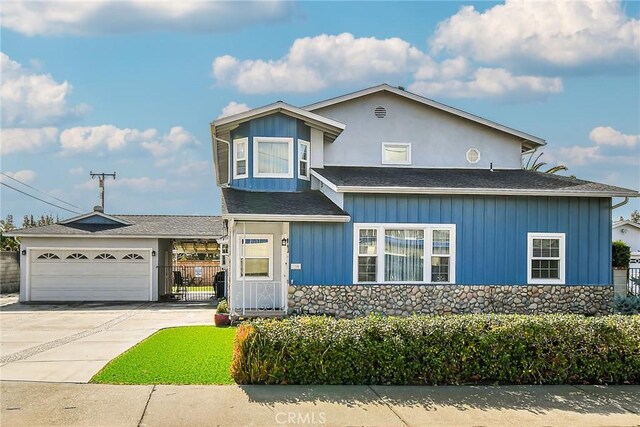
[91,326,236,385]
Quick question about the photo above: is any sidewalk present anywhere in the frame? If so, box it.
[1,381,639,426]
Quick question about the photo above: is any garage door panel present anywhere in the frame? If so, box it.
[31,262,149,276]
[29,248,152,302]
[31,288,150,301]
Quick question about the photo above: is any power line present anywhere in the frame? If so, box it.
[0,172,84,211]
[0,181,82,215]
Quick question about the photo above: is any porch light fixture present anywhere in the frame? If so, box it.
[151,250,156,256]
[21,250,26,255]
[281,238,289,247]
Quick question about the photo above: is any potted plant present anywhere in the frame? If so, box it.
[214,298,230,326]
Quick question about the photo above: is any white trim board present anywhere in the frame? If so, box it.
[223,214,350,223]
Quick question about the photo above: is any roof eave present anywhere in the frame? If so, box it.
[213,102,346,137]
[59,211,131,226]
[332,185,638,198]
[9,233,222,239]
[223,213,351,223]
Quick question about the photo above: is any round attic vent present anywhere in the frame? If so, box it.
[374,106,387,118]
[466,148,481,164]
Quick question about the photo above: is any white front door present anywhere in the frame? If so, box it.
[231,222,288,313]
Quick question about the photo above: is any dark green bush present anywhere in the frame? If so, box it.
[613,240,631,268]
[614,294,640,315]
[232,315,640,385]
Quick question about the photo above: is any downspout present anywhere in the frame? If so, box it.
[210,125,231,187]
[612,197,629,210]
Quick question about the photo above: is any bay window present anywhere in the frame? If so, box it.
[253,137,294,178]
[298,140,310,180]
[354,223,455,284]
[233,138,248,179]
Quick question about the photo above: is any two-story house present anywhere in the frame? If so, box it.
[212,84,638,317]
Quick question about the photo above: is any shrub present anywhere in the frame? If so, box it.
[614,294,640,315]
[613,240,631,268]
[232,315,640,385]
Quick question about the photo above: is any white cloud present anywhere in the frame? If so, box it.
[60,125,157,154]
[1,52,88,127]
[431,0,640,71]
[212,33,427,94]
[217,102,251,119]
[589,126,639,148]
[0,127,59,155]
[1,1,294,36]
[409,67,563,100]
[3,169,37,184]
[68,167,84,175]
[140,126,198,158]
[60,124,198,160]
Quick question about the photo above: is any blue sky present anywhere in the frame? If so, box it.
[1,0,639,224]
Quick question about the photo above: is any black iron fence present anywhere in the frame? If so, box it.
[158,265,225,302]
[629,268,640,296]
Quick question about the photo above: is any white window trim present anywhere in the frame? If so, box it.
[236,233,273,281]
[298,139,310,180]
[381,143,412,165]
[527,232,565,285]
[253,136,294,178]
[353,223,456,284]
[233,137,248,179]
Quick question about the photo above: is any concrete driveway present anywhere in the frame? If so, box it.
[0,294,214,383]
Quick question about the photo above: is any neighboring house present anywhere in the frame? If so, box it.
[612,220,640,266]
[6,209,221,302]
[212,84,639,317]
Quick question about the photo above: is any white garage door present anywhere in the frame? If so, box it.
[28,248,152,301]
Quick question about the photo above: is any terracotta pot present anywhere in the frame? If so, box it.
[214,313,230,326]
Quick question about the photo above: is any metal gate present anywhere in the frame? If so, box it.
[158,265,225,301]
[629,268,640,296]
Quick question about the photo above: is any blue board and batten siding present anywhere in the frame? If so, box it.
[289,194,612,286]
[230,113,311,192]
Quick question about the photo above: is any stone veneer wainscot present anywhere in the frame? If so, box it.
[287,284,613,317]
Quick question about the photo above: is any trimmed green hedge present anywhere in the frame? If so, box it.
[232,315,640,385]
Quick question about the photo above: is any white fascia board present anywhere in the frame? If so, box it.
[213,102,346,134]
[332,185,637,198]
[222,214,350,223]
[310,170,339,191]
[304,84,545,147]
[59,211,131,225]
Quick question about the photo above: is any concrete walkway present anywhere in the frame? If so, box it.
[1,382,638,426]
[0,297,214,383]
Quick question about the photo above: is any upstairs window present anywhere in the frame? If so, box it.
[298,140,310,180]
[254,137,294,178]
[233,137,248,179]
[382,143,411,165]
[527,233,565,284]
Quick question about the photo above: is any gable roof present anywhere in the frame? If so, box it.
[59,211,131,226]
[6,215,223,238]
[221,188,350,222]
[212,101,346,143]
[312,166,639,198]
[613,220,640,230]
[304,84,545,151]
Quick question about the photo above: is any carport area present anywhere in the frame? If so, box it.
[0,295,213,383]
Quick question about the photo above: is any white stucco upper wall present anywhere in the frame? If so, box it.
[613,223,640,253]
[313,92,525,169]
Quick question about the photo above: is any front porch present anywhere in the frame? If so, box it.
[227,220,289,316]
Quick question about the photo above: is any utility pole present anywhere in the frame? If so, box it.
[89,171,116,210]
